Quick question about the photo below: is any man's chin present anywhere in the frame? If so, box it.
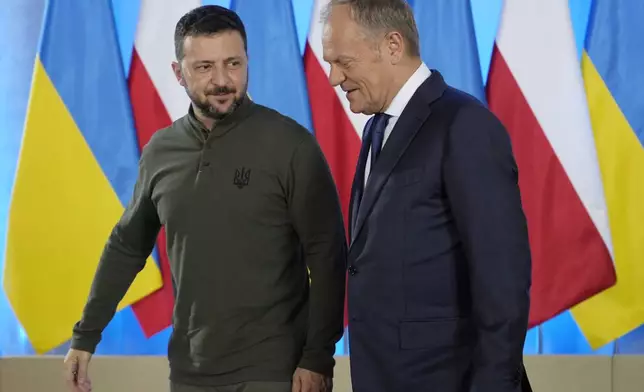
[205,109,231,120]
[212,104,233,114]
[348,102,367,115]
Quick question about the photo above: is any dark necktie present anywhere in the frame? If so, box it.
[351,113,391,233]
[370,113,391,169]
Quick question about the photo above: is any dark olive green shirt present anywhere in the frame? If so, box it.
[71,96,347,387]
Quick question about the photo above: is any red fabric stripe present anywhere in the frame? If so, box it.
[304,43,361,326]
[127,49,175,336]
[486,46,616,327]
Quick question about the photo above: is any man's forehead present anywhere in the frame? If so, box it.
[323,18,360,45]
[184,32,242,49]
[183,34,244,57]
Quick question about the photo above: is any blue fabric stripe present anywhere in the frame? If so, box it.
[568,0,593,60]
[616,326,644,354]
[232,0,313,132]
[412,0,486,103]
[585,0,644,146]
[202,0,232,8]
[292,0,314,54]
[110,0,141,76]
[39,0,140,207]
[469,0,504,85]
[523,327,540,354]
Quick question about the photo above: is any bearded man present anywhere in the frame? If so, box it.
[63,6,346,392]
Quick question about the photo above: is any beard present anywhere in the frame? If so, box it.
[186,82,248,121]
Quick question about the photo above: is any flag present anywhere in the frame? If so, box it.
[412,0,486,102]
[569,0,644,349]
[232,0,312,131]
[486,0,616,328]
[2,0,163,354]
[127,0,201,337]
[305,0,369,328]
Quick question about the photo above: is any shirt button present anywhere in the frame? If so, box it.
[348,266,358,276]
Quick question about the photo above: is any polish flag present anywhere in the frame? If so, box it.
[487,0,616,326]
[305,0,367,325]
[127,0,201,336]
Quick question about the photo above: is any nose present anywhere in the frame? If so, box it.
[210,65,230,86]
[328,63,345,87]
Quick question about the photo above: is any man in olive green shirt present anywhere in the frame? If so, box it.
[63,6,346,392]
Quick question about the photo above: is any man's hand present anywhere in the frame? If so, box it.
[63,349,93,392]
[292,367,332,392]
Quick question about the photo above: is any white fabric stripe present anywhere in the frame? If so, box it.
[134,0,200,121]
[308,0,369,138]
[496,0,613,257]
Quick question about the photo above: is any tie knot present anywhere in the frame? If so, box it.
[374,112,391,123]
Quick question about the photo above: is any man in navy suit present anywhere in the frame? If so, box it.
[321,1,533,391]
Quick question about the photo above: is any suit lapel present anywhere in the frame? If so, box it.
[350,72,447,248]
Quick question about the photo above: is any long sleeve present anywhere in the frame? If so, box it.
[70,156,161,353]
[286,134,347,377]
[443,104,532,391]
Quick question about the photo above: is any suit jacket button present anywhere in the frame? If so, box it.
[348,266,358,275]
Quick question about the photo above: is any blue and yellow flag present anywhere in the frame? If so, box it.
[3,0,162,354]
[232,0,313,131]
[570,0,644,349]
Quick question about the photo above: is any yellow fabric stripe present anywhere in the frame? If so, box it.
[570,52,644,349]
[3,58,162,354]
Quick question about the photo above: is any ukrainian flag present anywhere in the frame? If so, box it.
[3,0,162,354]
[571,0,644,349]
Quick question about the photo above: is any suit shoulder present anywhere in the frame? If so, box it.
[441,86,487,112]
[440,89,514,159]
[438,87,506,133]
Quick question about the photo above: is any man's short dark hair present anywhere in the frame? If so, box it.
[174,5,248,60]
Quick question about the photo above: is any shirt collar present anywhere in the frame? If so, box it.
[384,62,432,117]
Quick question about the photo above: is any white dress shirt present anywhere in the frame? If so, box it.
[364,62,432,186]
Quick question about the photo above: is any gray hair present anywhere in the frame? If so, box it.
[322,0,420,57]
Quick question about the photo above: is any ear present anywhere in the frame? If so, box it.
[171,61,185,87]
[385,31,405,64]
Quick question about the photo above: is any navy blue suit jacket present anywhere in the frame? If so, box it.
[347,71,532,392]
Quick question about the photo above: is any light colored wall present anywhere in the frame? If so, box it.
[2,355,643,392]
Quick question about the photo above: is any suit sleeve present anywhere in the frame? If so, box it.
[443,104,531,391]
[287,134,347,377]
[70,155,161,353]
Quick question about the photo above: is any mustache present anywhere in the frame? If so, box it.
[206,86,237,95]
